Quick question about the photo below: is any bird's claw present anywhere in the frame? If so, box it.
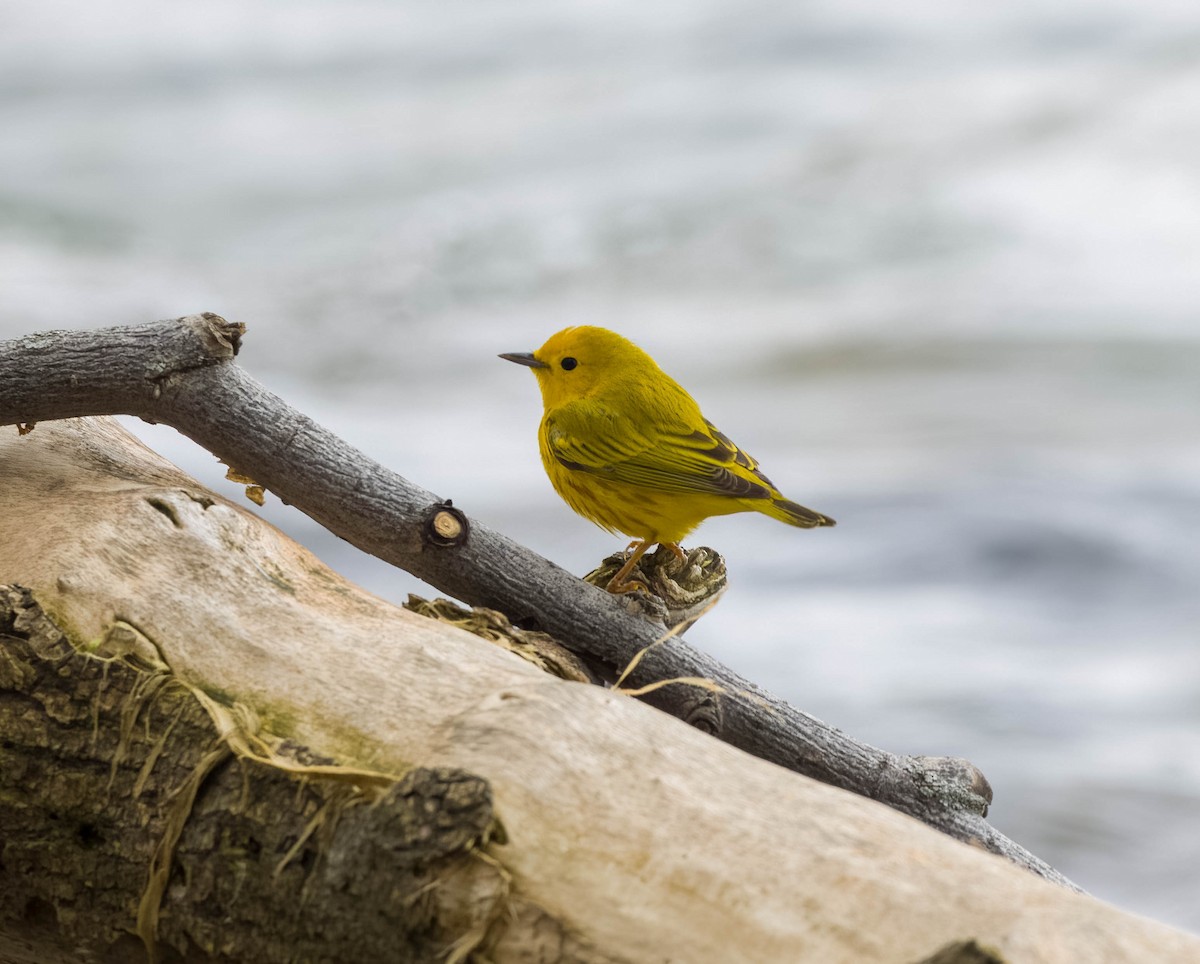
[606,576,651,595]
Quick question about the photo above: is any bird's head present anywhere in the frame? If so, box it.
[500,326,657,410]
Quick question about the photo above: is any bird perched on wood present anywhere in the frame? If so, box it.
[501,326,835,593]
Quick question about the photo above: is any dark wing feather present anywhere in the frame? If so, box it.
[545,410,776,501]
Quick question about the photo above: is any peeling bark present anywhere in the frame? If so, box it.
[0,587,605,964]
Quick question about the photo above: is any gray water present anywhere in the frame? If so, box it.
[3,0,1200,933]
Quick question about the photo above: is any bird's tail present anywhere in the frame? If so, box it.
[761,497,836,529]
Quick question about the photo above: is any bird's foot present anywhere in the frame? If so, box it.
[662,541,687,564]
[584,543,728,628]
[605,540,652,593]
[606,577,651,595]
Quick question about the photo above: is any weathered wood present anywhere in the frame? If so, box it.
[0,318,1036,882]
[0,586,605,963]
[2,418,1199,963]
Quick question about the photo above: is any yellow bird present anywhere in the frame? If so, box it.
[501,326,835,592]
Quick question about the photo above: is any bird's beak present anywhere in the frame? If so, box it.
[499,352,549,369]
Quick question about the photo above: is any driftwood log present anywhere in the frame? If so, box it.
[1,319,1198,961]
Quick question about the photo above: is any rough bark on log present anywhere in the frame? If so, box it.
[0,317,1049,881]
[0,586,606,963]
[1,417,1199,963]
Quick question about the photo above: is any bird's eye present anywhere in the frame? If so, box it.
[560,357,578,371]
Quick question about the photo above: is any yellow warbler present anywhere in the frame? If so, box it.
[501,326,835,592]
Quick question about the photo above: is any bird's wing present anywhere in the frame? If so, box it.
[545,408,776,501]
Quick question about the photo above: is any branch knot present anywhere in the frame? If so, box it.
[423,500,470,548]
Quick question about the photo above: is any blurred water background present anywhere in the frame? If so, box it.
[3,0,1200,932]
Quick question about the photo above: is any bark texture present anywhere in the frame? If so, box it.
[0,587,599,964]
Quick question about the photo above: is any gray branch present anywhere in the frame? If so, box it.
[0,314,1077,889]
